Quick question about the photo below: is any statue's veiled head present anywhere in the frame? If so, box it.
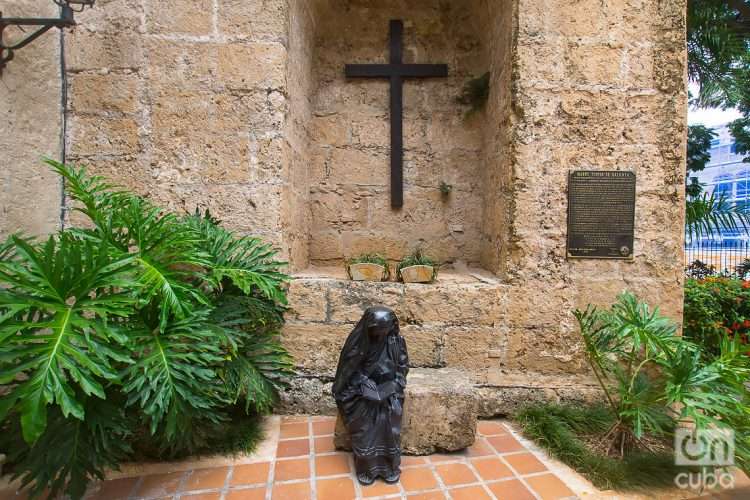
[364,306,398,343]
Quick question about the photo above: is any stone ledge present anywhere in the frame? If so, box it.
[276,371,603,418]
[332,368,478,455]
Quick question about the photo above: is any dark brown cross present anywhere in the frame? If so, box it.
[345,20,448,208]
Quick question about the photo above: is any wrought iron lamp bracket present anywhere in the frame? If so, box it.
[0,3,82,74]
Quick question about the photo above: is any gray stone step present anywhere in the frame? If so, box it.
[333,368,478,455]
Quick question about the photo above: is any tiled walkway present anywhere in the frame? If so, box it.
[71,417,579,500]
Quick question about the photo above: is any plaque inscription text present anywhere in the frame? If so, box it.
[567,171,635,259]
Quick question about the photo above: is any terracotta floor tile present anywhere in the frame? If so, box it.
[487,434,525,454]
[276,438,310,458]
[314,436,336,454]
[400,467,439,492]
[449,485,493,500]
[504,452,548,475]
[478,421,508,436]
[429,452,466,463]
[180,494,221,500]
[271,481,311,500]
[132,471,185,498]
[471,457,514,481]
[315,454,351,476]
[360,480,401,497]
[225,487,266,500]
[316,477,356,500]
[435,463,478,486]
[401,456,428,466]
[274,458,310,481]
[182,467,229,491]
[487,479,536,500]
[280,422,309,439]
[312,419,336,436]
[525,473,575,500]
[406,492,447,500]
[230,462,270,486]
[466,438,495,457]
[86,477,138,500]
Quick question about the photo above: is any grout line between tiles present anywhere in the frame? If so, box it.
[309,416,318,500]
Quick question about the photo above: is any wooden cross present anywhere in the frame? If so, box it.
[345,20,448,208]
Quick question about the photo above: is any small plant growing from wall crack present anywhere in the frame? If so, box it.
[439,181,453,197]
[457,72,490,117]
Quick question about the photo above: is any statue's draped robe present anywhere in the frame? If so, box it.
[333,310,409,479]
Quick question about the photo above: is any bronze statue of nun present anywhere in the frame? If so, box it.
[332,306,409,485]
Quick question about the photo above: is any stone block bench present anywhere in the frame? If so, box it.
[333,368,478,455]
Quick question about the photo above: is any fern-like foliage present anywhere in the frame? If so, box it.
[575,292,750,461]
[0,161,292,499]
[188,215,289,304]
[211,295,293,413]
[0,234,138,443]
[122,311,227,440]
[1,399,132,500]
[685,192,750,242]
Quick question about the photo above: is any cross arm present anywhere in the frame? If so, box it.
[345,63,448,78]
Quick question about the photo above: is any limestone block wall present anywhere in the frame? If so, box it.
[63,0,293,253]
[500,0,688,378]
[284,0,315,270]
[307,0,489,266]
[0,0,63,239]
[1,0,687,416]
[479,0,515,276]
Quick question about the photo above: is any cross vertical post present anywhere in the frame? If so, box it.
[345,20,448,209]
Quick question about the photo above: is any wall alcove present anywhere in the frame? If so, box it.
[285,0,514,276]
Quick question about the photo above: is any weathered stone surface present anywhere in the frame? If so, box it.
[280,323,351,376]
[277,376,337,415]
[474,373,605,418]
[4,0,687,417]
[0,0,62,240]
[334,369,478,455]
[146,0,213,35]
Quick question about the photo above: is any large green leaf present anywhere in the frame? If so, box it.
[0,234,137,443]
[188,215,289,305]
[49,160,212,329]
[121,311,227,441]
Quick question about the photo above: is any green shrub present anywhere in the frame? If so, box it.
[684,277,750,355]
[575,292,750,469]
[0,160,293,499]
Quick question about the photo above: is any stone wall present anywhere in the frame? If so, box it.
[1,0,687,417]
[284,0,315,270]
[308,0,489,266]
[0,0,63,239]
[478,0,515,276]
[498,0,688,379]
[280,0,687,415]
[63,0,293,254]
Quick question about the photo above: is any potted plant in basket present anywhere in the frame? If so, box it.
[397,249,439,283]
[346,253,390,282]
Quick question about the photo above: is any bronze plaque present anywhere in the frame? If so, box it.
[567,170,635,259]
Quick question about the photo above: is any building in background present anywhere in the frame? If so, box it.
[691,124,750,245]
